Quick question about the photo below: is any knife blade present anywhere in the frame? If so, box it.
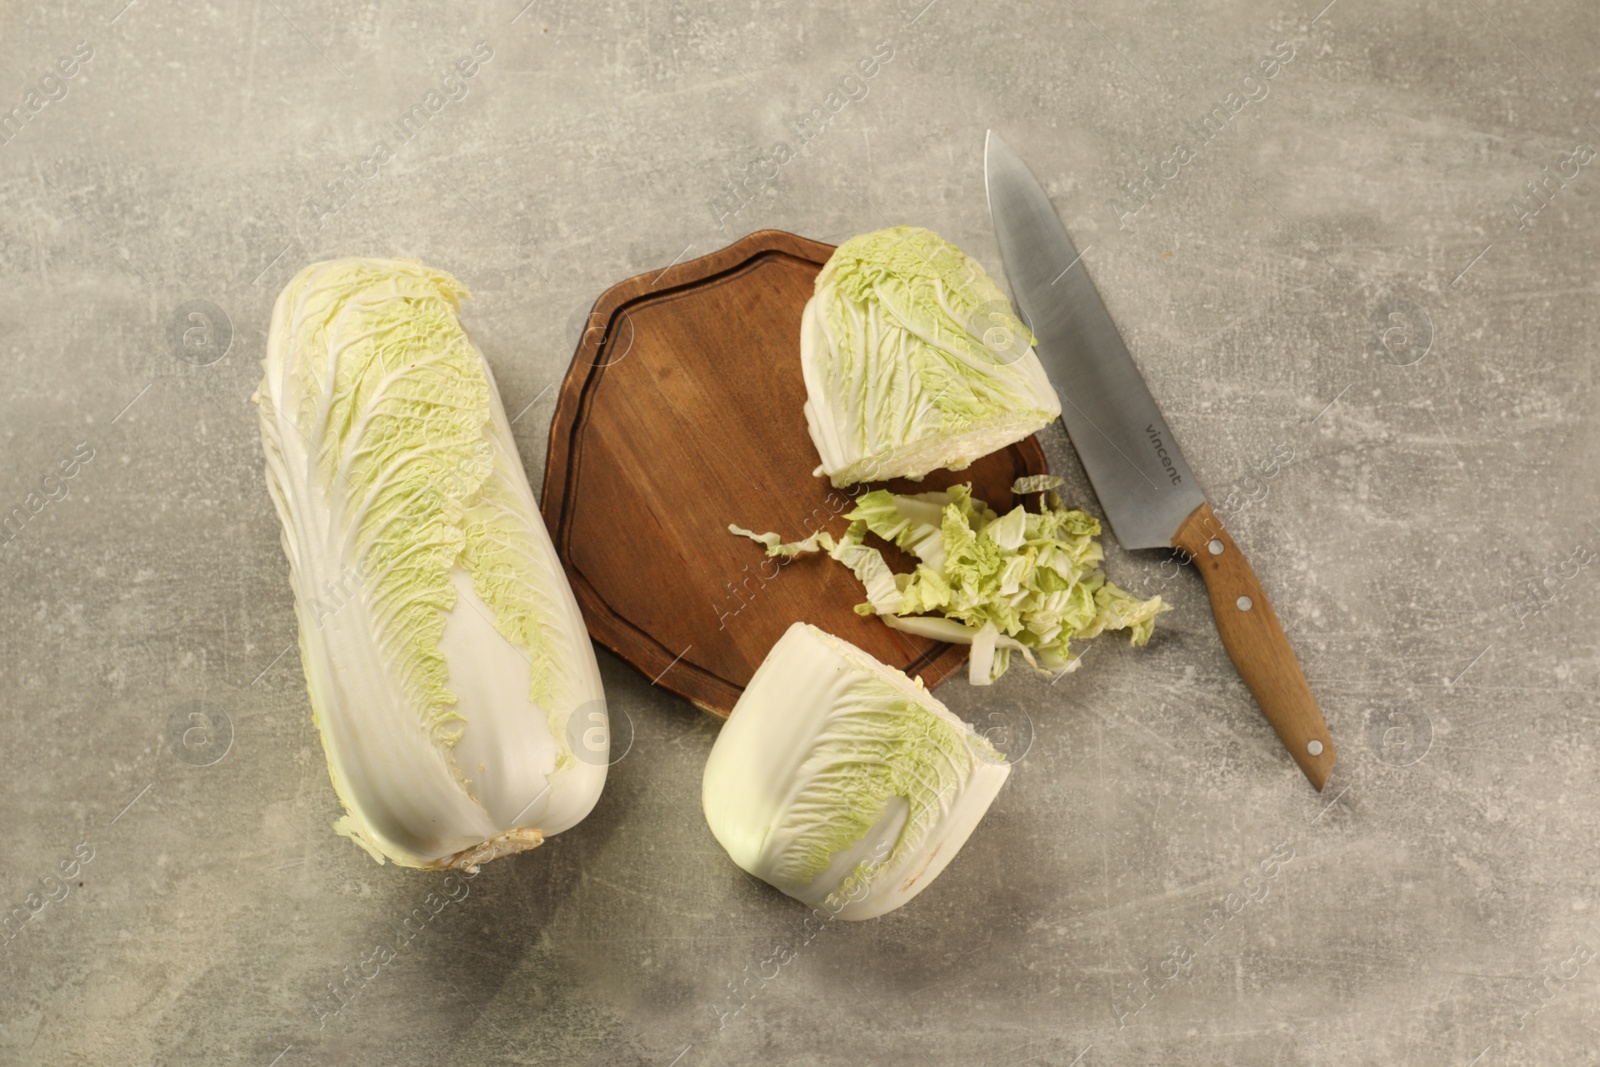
[984,130,1336,790]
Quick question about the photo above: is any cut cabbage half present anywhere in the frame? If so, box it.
[802,225,1061,487]
[702,622,1009,920]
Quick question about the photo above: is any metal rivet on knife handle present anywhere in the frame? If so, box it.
[1171,501,1338,791]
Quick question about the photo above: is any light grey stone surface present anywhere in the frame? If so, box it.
[2,0,1598,1063]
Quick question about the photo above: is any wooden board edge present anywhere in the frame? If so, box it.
[563,560,745,714]
[541,229,834,536]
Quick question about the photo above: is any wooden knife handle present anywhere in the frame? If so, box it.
[1171,502,1336,790]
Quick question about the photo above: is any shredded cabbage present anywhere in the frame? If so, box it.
[732,477,1168,684]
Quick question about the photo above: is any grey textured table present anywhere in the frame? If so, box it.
[3,1,1598,1064]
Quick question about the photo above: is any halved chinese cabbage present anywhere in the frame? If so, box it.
[702,622,1009,920]
[254,258,606,870]
[802,225,1061,487]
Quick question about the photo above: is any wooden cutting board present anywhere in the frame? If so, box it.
[539,229,1048,717]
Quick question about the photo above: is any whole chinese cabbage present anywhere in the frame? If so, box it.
[703,623,1009,920]
[254,258,607,870]
[802,225,1061,487]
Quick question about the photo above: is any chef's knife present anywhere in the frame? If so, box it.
[984,131,1335,790]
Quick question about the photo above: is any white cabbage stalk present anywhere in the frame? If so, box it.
[702,623,1009,920]
[802,225,1061,487]
[254,258,606,870]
